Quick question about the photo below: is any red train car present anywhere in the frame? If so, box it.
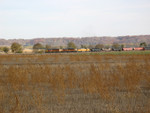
[46,49,60,53]
[133,47,144,51]
[62,48,77,52]
[123,48,133,51]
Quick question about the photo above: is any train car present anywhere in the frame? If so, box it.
[112,48,122,51]
[144,47,150,50]
[45,49,48,53]
[62,48,77,52]
[123,48,133,51]
[102,48,112,51]
[46,49,60,53]
[90,48,102,52]
[77,48,90,52]
[86,48,90,52]
[133,47,144,51]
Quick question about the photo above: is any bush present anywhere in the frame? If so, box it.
[3,47,9,53]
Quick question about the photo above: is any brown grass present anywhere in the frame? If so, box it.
[0,54,150,112]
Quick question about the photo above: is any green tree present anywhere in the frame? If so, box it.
[3,47,9,53]
[121,44,124,48]
[0,47,3,52]
[112,43,120,49]
[67,42,76,49]
[81,45,87,48]
[33,43,44,49]
[105,45,110,49]
[11,42,22,53]
[45,44,51,49]
[33,43,44,53]
[95,44,104,49]
[59,46,63,49]
[88,45,94,49]
[140,42,147,47]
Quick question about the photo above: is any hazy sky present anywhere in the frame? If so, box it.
[0,0,150,39]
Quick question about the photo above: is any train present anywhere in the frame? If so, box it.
[45,48,90,53]
[45,47,150,53]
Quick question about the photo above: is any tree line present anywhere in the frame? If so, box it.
[0,42,22,53]
[0,42,149,53]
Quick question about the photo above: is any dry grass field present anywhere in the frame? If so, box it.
[0,53,150,113]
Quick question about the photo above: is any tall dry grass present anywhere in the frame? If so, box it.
[0,54,150,112]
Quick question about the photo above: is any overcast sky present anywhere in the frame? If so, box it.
[0,0,150,39]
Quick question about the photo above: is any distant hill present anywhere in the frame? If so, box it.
[0,35,150,47]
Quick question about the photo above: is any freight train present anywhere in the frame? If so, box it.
[45,47,150,53]
[45,48,90,53]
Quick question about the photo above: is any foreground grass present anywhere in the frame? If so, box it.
[0,54,150,113]
[80,50,150,55]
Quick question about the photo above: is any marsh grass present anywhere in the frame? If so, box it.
[0,54,150,112]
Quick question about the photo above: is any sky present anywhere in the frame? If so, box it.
[0,0,150,39]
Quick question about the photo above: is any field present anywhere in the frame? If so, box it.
[0,52,150,113]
